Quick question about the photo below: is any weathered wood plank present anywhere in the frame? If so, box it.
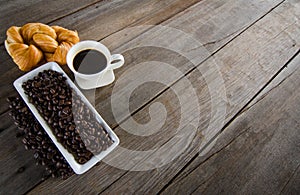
[28,0,300,194]
[0,112,47,194]
[280,165,300,194]
[92,0,300,193]
[51,0,202,41]
[166,48,300,190]
[0,0,201,74]
[103,0,280,52]
[0,108,13,133]
[0,0,201,114]
[93,0,286,128]
[0,0,203,194]
[162,52,300,194]
[0,0,102,45]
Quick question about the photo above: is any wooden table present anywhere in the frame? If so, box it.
[1,0,300,194]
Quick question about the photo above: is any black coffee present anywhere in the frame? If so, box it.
[73,49,107,74]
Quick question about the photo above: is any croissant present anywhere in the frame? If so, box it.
[33,34,58,53]
[45,42,73,65]
[52,26,80,44]
[5,42,43,71]
[5,23,80,71]
[21,23,57,44]
[6,26,23,43]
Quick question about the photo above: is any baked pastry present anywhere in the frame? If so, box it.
[5,23,80,71]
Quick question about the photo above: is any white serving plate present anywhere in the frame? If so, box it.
[13,62,119,174]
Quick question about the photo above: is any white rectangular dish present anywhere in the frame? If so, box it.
[13,62,119,174]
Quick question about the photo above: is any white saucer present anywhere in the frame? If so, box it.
[75,69,115,89]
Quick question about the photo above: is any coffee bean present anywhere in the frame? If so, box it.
[52,99,58,105]
[50,88,56,94]
[78,158,87,164]
[84,139,91,147]
[15,69,114,172]
[62,107,70,115]
[57,133,63,138]
[48,117,53,125]
[59,100,64,106]
[36,136,42,142]
[59,94,66,99]
[65,100,72,105]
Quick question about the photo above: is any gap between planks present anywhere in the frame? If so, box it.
[0,0,104,46]
[25,0,296,193]
[159,47,300,194]
[7,1,205,194]
[0,0,202,115]
[162,51,300,194]
[94,0,290,192]
[104,0,287,134]
[97,0,300,193]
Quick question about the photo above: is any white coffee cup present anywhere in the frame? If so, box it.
[67,40,124,89]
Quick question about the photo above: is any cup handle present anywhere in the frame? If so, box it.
[108,54,124,70]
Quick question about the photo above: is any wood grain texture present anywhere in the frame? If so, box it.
[0,0,202,194]
[0,0,201,114]
[280,165,300,194]
[91,0,285,129]
[0,0,102,44]
[0,112,47,194]
[28,0,300,194]
[98,4,300,191]
[162,52,300,195]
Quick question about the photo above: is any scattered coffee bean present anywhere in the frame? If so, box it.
[8,96,74,179]
[9,69,115,179]
[21,69,114,164]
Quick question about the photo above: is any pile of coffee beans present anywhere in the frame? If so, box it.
[8,96,74,179]
[21,69,114,164]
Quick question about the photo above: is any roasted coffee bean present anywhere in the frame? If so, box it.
[52,99,58,105]
[8,96,74,179]
[59,100,64,106]
[57,133,63,138]
[65,100,72,105]
[62,106,70,115]
[59,94,66,99]
[50,88,56,94]
[48,117,53,125]
[56,162,62,168]
[18,69,114,167]
[36,136,42,142]
[78,158,87,164]
[22,138,28,145]
[84,139,91,147]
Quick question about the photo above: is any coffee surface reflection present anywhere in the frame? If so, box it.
[73,49,107,74]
